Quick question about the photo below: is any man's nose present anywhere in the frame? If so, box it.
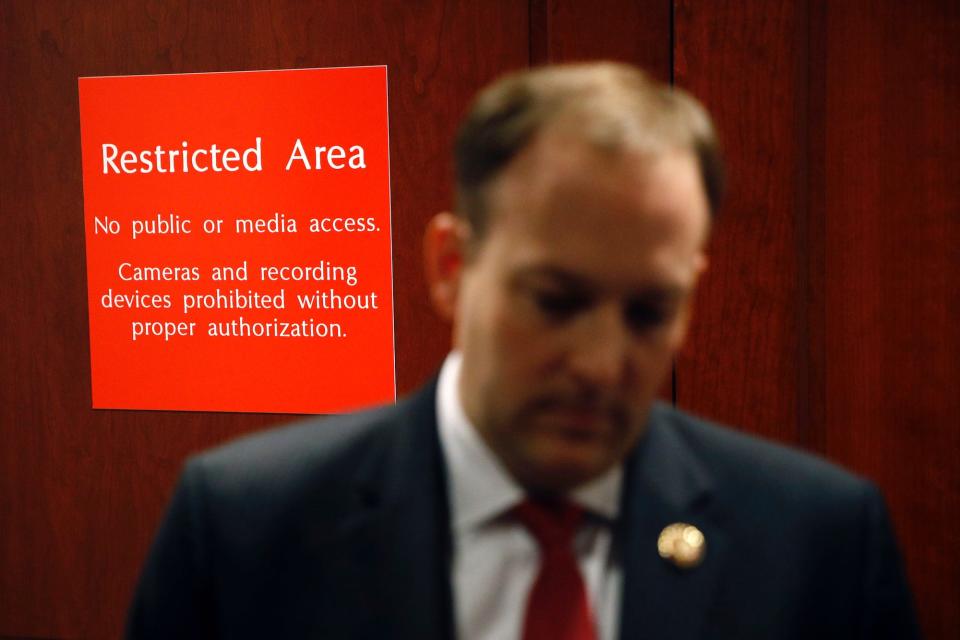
[566,304,631,391]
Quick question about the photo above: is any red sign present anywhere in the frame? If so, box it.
[78,66,395,413]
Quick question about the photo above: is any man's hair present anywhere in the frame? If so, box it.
[454,62,725,238]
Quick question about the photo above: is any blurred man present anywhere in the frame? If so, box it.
[127,63,919,639]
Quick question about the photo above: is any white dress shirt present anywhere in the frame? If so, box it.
[436,352,623,640]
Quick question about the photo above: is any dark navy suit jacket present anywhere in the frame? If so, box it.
[126,381,920,638]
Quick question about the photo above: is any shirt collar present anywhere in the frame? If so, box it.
[436,352,622,534]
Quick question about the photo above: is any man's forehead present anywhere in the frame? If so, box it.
[490,132,704,216]
[483,133,709,248]
[471,132,709,297]
[492,130,623,197]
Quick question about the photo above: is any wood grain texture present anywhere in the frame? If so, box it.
[673,0,810,444]
[2,0,957,637]
[675,0,960,636]
[818,1,960,635]
[0,1,526,637]
[381,1,529,394]
[534,0,671,82]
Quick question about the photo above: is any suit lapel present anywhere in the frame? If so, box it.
[311,381,455,640]
[300,392,726,639]
[618,404,728,640]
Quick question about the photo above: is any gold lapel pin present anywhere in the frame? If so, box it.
[657,523,706,569]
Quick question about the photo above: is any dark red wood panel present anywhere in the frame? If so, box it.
[534,0,671,82]
[382,1,530,394]
[818,1,960,635]
[673,0,811,444]
[0,1,526,637]
[3,0,957,638]
[674,0,960,636]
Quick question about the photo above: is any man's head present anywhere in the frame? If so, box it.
[426,62,723,494]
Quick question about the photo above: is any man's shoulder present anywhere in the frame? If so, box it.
[652,402,875,506]
[178,389,433,522]
[638,405,919,638]
[197,400,405,478]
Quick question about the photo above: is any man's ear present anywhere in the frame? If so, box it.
[424,212,470,321]
[695,252,709,278]
[675,251,710,352]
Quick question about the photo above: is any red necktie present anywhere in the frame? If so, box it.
[515,499,597,640]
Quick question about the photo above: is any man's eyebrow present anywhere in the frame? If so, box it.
[630,286,688,304]
[511,266,592,289]
[511,266,690,300]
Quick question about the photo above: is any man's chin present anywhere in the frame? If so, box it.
[513,445,615,494]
